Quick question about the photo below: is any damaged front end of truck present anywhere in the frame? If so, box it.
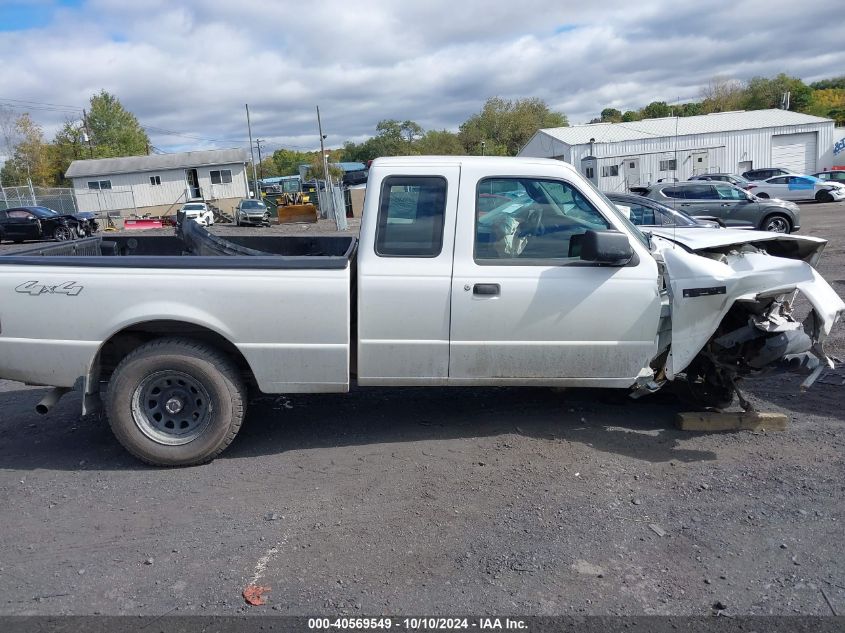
[644,229,844,408]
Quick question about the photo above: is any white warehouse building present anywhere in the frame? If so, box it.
[65,148,250,216]
[518,109,837,191]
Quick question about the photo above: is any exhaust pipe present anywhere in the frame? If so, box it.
[36,387,71,415]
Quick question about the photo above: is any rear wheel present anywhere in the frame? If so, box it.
[816,190,834,203]
[105,338,246,466]
[761,214,791,233]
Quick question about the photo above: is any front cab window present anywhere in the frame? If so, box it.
[475,177,610,262]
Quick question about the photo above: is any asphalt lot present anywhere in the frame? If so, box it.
[1,203,844,616]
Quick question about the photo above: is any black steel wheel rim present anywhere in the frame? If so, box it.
[131,370,213,445]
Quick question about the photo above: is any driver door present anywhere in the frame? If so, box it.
[6,210,40,240]
[448,169,661,384]
[712,183,755,228]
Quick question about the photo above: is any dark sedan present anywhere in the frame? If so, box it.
[0,206,96,243]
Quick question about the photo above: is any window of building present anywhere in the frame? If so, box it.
[601,165,619,177]
[87,180,112,190]
[585,167,595,179]
[375,176,447,257]
[210,169,233,184]
[475,177,610,263]
[149,175,162,186]
[659,159,677,171]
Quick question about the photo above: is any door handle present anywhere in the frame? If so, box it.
[680,203,691,207]
[720,203,732,207]
[473,283,500,296]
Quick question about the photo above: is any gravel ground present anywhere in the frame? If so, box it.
[0,204,844,616]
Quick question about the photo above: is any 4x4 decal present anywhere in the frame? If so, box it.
[15,281,84,296]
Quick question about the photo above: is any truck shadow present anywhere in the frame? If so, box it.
[0,384,721,471]
[229,386,718,465]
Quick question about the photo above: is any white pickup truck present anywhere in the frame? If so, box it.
[1,156,843,466]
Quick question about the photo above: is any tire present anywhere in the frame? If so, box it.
[816,190,834,203]
[673,358,735,410]
[235,214,240,226]
[756,192,770,199]
[761,213,791,233]
[53,226,73,241]
[105,338,246,466]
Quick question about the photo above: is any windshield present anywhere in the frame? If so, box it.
[241,200,266,209]
[31,206,59,218]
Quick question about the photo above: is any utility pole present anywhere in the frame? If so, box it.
[316,105,333,220]
[82,109,94,158]
[245,104,258,197]
[255,139,265,179]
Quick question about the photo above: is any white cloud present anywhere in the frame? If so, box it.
[0,0,842,152]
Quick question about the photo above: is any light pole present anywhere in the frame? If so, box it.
[481,140,486,156]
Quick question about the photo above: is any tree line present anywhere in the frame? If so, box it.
[1,90,149,188]
[259,97,568,178]
[592,74,845,125]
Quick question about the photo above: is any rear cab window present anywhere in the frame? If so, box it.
[375,176,447,257]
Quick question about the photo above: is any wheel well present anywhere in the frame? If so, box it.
[93,320,256,388]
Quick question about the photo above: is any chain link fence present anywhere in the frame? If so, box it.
[0,184,137,216]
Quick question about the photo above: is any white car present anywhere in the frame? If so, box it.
[746,175,845,203]
[179,202,214,226]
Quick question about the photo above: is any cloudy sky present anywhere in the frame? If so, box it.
[0,0,842,156]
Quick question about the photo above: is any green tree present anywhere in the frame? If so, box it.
[641,101,671,119]
[621,110,642,122]
[743,74,812,112]
[600,108,623,123]
[269,148,313,176]
[458,97,568,156]
[0,113,52,186]
[85,90,150,158]
[416,129,464,155]
[810,76,845,90]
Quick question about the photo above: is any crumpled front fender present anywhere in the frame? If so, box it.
[659,242,845,379]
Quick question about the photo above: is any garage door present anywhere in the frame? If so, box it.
[772,132,817,174]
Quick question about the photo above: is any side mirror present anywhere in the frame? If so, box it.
[580,230,634,266]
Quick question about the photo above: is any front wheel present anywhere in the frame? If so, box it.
[816,190,834,203]
[53,226,73,241]
[761,214,791,233]
[756,192,770,199]
[105,338,246,466]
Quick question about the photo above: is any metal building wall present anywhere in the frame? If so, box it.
[531,121,833,191]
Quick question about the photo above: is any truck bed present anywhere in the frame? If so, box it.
[0,222,357,269]
[0,224,355,393]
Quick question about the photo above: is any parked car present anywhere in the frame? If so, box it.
[741,167,795,181]
[745,175,845,203]
[177,202,214,226]
[0,206,94,243]
[235,199,270,226]
[688,173,751,187]
[604,192,722,228]
[1,156,843,466]
[632,181,800,233]
[812,170,845,184]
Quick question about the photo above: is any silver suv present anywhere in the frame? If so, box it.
[633,181,800,233]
